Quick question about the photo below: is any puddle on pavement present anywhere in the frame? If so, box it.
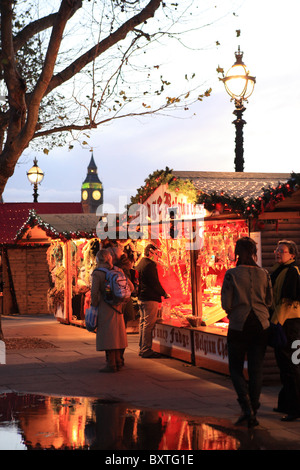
[0,392,296,450]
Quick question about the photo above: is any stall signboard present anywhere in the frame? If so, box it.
[152,323,193,362]
[96,184,205,249]
[193,329,229,374]
[141,183,202,220]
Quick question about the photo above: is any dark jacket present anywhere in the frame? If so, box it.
[136,257,167,302]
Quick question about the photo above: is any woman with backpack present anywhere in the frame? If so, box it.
[91,249,131,373]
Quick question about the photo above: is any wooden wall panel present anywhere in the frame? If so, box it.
[7,247,50,315]
[260,219,300,270]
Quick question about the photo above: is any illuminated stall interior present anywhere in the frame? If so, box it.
[15,211,100,324]
[133,218,249,331]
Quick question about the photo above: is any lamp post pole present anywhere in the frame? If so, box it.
[233,99,246,172]
[32,181,39,203]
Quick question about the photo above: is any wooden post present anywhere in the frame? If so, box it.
[190,248,202,319]
[64,241,72,324]
[189,219,202,320]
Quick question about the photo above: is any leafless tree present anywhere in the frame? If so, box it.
[0,0,214,197]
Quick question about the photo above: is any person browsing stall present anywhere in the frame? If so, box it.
[136,244,170,358]
[91,249,128,373]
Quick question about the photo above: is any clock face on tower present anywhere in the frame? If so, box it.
[82,190,88,200]
[92,190,101,200]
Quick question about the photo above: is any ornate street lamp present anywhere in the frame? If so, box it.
[220,46,256,172]
[27,158,44,202]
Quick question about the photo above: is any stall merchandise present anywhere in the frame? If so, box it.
[47,238,99,324]
[153,219,248,328]
[144,218,249,372]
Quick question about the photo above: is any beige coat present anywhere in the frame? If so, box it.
[91,263,128,351]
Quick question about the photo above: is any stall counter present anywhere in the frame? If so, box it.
[152,318,230,375]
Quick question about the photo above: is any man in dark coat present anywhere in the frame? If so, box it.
[136,244,169,358]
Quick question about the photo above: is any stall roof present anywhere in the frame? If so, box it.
[13,211,101,243]
[36,213,100,234]
[172,171,290,200]
[0,203,83,244]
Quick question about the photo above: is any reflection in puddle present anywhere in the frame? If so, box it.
[0,392,240,450]
[1,392,294,450]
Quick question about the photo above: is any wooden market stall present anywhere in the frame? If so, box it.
[129,170,292,381]
[0,203,83,315]
[15,211,100,325]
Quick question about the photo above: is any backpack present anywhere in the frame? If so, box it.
[96,266,131,306]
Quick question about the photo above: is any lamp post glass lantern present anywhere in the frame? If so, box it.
[27,158,44,202]
[221,46,256,172]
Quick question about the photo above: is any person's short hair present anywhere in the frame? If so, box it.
[144,244,158,257]
[277,240,298,260]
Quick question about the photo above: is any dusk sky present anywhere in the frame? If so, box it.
[3,0,299,211]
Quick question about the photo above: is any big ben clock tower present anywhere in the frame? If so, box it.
[81,154,103,213]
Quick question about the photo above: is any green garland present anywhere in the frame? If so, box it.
[129,167,173,206]
[168,178,198,203]
[244,172,300,217]
[129,166,198,206]
[197,172,300,217]
[197,191,247,214]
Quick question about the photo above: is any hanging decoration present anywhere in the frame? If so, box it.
[47,241,63,271]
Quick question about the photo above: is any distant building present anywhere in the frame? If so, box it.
[81,155,103,213]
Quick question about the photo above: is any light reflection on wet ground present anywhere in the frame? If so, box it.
[0,392,297,450]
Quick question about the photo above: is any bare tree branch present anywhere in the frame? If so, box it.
[45,0,161,95]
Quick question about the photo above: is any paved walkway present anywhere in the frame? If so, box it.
[0,314,300,450]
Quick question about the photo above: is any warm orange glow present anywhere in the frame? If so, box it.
[222,47,255,102]
[224,63,255,100]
